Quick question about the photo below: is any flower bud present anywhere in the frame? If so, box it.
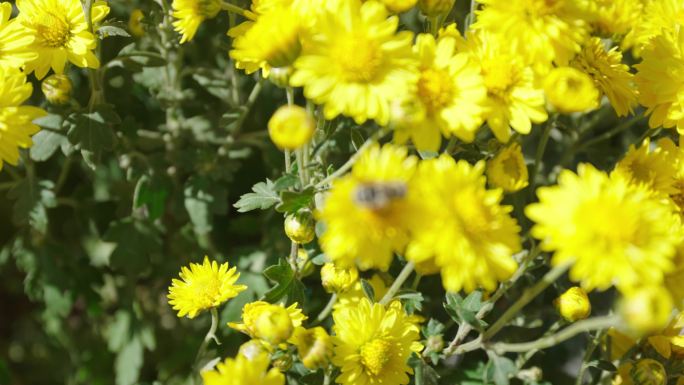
[380,0,417,13]
[418,0,455,16]
[621,287,673,335]
[544,67,599,114]
[41,74,72,105]
[254,305,294,344]
[487,143,529,193]
[269,67,293,89]
[321,262,358,293]
[425,335,444,353]
[291,327,332,370]
[632,359,667,385]
[268,105,315,150]
[554,287,591,322]
[284,210,315,244]
[272,351,293,372]
[238,340,270,360]
[296,248,315,277]
[128,9,145,37]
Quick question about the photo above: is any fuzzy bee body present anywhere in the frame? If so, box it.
[353,181,408,210]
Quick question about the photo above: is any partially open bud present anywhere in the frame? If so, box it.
[268,105,315,150]
[487,143,529,193]
[418,0,455,16]
[128,9,145,37]
[254,305,294,344]
[321,262,358,293]
[291,327,332,370]
[632,359,667,385]
[269,66,293,89]
[284,210,315,244]
[621,287,673,335]
[238,339,270,360]
[41,74,72,105]
[544,67,599,114]
[555,287,591,322]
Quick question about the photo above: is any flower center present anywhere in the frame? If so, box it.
[501,154,522,181]
[196,0,222,18]
[360,338,392,375]
[335,36,383,83]
[483,61,517,100]
[35,12,70,48]
[417,68,454,114]
[193,274,221,306]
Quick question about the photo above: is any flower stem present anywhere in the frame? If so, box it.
[316,294,338,323]
[379,262,415,305]
[194,308,221,371]
[575,330,606,385]
[528,118,553,199]
[221,2,257,20]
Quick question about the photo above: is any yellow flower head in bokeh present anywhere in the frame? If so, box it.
[290,0,416,125]
[332,299,423,385]
[17,0,109,79]
[291,326,333,370]
[128,9,145,38]
[321,262,358,293]
[0,2,36,69]
[0,69,47,171]
[167,257,247,318]
[456,30,547,143]
[527,164,683,292]
[334,274,389,314]
[486,142,529,193]
[613,139,678,196]
[635,27,684,133]
[544,66,600,114]
[202,353,284,385]
[571,38,637,117]
[407,155,521,293]
[393,33,486,151]
[267,105,315,151]
[317,143,417,271]
[623,0,684,55]
[228,301,307,344]
[583,0,641,37]
[632,359,668,385]
[172,0,222,44]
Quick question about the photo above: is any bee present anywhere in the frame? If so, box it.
[353,181,407,210]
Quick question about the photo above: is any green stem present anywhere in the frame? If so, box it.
[575,330,605,385]
[482,261,571,341]
[528,119,553,199]
[194,308,220,371]
[488,315,620,354]
[379,262,415,305]
[315,294,338,323]
[289,242,299,275]
[221,1,256,19]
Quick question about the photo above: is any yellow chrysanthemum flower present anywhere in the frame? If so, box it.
[456,30,547,142]
[172,0,222,44]
[613,139,678,196]
[486,143,529,193]
[583,0,641,37]
[0,69,47,171]
[228,301,307,344]
[17,0,109,79]
[290,0,416,125]
[623,0,684,55]
[332,299,423,385]
[167,257,247,318]
[544,66,600,114]
[473,0,588,68]
[291,326,333,369]
[321,262,359,293]
[635,28,684,133]
[527,164,684,292]
[317,143,417,271]
[571,38,638,117]
[393,33,486,150]
[648,311,684,359]
[406,155,522,293]
[267,105,315,150]
[622,286,674,334]
[0,2,36,69]
[334,274,389,314]
[202,353,284,385]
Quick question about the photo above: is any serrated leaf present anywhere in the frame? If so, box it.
[361,279,375,302]
[98,24,131,38]
[104,219,161,273]
[444,292,487,331]
[30,130,68,162]
[276,187,315,213]
[263,259,303,305]
[484,352,517,385]
[8,179,57,233]
[273,173,298,191]
[234,180,280,213]
[184,176,228,234]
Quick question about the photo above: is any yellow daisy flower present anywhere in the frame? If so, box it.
[406,155,522,293]
[172,0,222,44]
[635,28,684,132]
[582,0,642,37]
[167,257,247,318]
[290,0,416,125]
[623,0,684,55]
[393,33,486,150]
[17,0,109,79]
[332,299,423,385]
[571,38,638,117]
[486,142,529,193]
[317,143,418,271]
[544,66,600,114]
[613,139,678,196]
[228,301,307,344]
[202,353,284,385]
[0,2,36,69]
[458,30,547,142]
[526,164,683,292]
[0,69,47,171]
[473,0,588,68]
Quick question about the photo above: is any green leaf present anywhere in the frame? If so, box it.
[263,259,304,305]
[234,180,280,213]
[106,311,132,352]
[422,319,445,338]
[409,355,440,385]
[484,352,517,385]
[104,219,161,273]
[586,360,617,372]
[396,290,424,313]
[444,292,487,331]
[97,23,132,38]
[115,335,144,385]
[30,130,68,162]
[134,174,170,221]
[275,187,315,213]
[8,179,57,233]
[361,279,376,302]
[184,176,228,234]
[66,105,119,168]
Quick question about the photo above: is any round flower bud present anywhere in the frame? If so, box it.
[621,287,673,335]
[544,66,599,114]
[238,340,270,361]
[380,0,417,13]
[291,327,332,370]
[128,9,145,37]
[268,105,315,150]
[296,248,315,277]
[320,262,358,293]
[418,0,455,16]
[632,359,667,385]
[41,74,72,105]
[254,305,294,344]
[269,67,293,89]
[487,143,529,193]
[554,287,591,322]
[425,335,444,353]
[284,210,315,244]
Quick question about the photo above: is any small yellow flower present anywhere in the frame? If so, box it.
[128,9,145,38]
[41,74,72,105]
[613,139,678,196]
[167,257,247,318]
[554,287,591,322]
[417,0,454,16]
[228,301,307,344]
[172,0,222,44]
[621,286,673,335]
[544,67,600,114]
[632,359,668,385]
[291,326,333,369]
[268,105,315,151]
[202,353,284,385]
[320,262,358,293]
[487,143,529,193]
[0,2,37,69]
[332,299,423,385]
[284,210,315,244]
